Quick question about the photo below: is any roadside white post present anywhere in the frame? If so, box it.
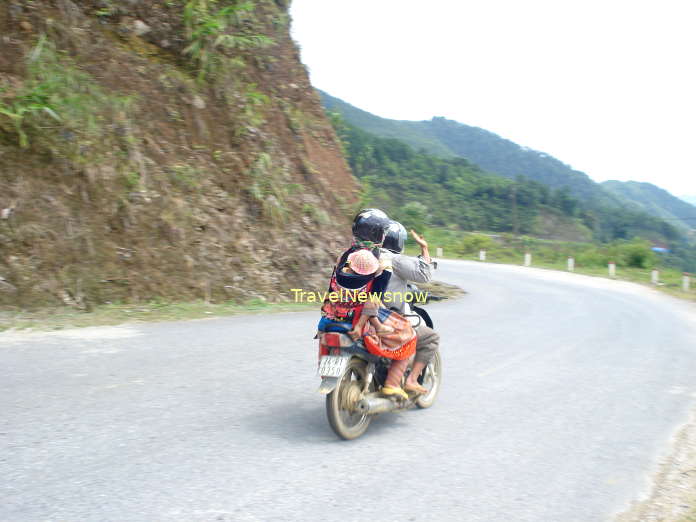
[608,261,616,278]
[524,252,532,267]
[683,273,691,292]
[436,247,443,258]
[479,250,486,261]
[567,257,575,272]
[651,268,659,285]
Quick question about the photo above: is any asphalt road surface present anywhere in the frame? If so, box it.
[2,260,696,522]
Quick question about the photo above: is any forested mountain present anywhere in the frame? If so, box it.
[336,122,587,239]
[320,90,455,158]
[602,181,696,232]
[330,116,680,244]
[320,90,622,209]
[321,90,696,239]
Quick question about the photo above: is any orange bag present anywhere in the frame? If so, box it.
[362,308,417,360]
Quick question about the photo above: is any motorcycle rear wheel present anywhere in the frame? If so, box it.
[416,350,442,409]
[326,358,372,440]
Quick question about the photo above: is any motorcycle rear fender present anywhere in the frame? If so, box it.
[317,376,339,395]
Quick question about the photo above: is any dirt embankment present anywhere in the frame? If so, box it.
[0,0,358,309]
[616,411,696,522]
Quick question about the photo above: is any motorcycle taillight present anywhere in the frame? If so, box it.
[318,341,329,361]
[323,332,342,347]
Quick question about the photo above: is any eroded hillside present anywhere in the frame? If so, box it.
[0,0,357,308]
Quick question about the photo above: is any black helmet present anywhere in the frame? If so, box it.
[352,208,390,245]
[383,220,407,254]
[353,208,388,221]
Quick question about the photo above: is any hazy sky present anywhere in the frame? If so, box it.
[290,0,696,197]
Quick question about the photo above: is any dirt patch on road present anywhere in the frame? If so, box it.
[419,280,466,302]
[616,410,696,522]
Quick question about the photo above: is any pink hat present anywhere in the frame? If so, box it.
[347,249,380,275]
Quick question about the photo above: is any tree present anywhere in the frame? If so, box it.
[395,202,430,233]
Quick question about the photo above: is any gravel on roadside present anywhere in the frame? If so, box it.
[616,410,696,521]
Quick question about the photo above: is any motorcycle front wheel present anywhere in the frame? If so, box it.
[416,350,442,409]
[326,358,372,440]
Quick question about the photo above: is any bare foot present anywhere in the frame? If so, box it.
[404,381,428,394]
[347,329,361,341]
[374,324,394,335]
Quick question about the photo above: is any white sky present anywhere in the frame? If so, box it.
[290,0,696,197]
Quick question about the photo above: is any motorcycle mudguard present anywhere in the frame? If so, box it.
[317,377,339,394]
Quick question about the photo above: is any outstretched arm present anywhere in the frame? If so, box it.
[391,252,434,284]
[410,230,431,264]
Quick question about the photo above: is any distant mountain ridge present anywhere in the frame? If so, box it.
[602,181,696,231]
[320,90,695,231]
[319,90,622,209]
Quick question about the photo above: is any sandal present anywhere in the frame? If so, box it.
[381,386,408,400]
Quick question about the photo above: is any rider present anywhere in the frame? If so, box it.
[320,209,416,399]
[382,220,439,394]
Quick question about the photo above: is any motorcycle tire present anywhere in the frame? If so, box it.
[415,350,442,409]
[326,358,372,440]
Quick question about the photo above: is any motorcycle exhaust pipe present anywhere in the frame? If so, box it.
[357,396,399,415]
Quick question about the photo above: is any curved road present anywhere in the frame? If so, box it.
[2,260,696,521]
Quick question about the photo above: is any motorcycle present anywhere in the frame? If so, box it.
[316,287,442,440]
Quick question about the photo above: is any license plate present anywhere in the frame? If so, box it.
[318,355,350,378]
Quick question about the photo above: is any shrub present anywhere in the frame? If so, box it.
[458,233,493,255]
[614,239,657,268]
[183,0,273,82]
[0,35,133,153]
[395,201,430,233]
[575,248,608,267]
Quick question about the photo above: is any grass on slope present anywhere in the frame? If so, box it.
[0,299,317,332]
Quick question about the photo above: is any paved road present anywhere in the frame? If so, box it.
[2,260,696,521]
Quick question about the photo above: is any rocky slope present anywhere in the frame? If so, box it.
[0,0,358,308]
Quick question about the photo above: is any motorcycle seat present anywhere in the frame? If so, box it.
[317,317,351,333]
[341,341,382,364]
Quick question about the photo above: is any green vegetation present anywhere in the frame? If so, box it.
[180,1,276,134]
[405,228,696,301]
[602,180,696,232]
[0,35,133,153]
[321,90,694,245]
[320,89,455,158]
[329,110,696,271]
[302,203,330,225]
[332,114,595,237]
[458,233,494,254]
[321,90,620,206]
[0,299,315,332]
[238,83,270,132]
[182,0,273,82]
[246,151,292,224]
[433,232,660,269]
[168,164,201,190]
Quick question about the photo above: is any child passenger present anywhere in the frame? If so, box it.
[318,248,392,337]
[342,249,394,339]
